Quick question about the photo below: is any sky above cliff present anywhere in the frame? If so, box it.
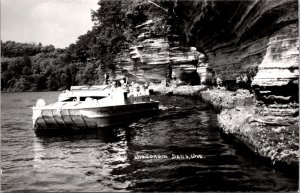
[1,0,99,48]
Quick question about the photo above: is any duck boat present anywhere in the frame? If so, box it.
[32,85,159,133]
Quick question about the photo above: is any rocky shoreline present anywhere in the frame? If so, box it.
[111,0,299,171]
[149,84,299,168]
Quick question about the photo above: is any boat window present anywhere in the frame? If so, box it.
[61,97,76,102]
[61,96,106,102]
[80,96,105,101]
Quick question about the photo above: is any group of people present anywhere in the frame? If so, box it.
[103,73,150,97]
[127,82,150,97]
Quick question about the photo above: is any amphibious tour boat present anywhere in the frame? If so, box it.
[32,84,159,133]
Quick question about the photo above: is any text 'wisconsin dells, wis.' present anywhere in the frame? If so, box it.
[134,154,205,160]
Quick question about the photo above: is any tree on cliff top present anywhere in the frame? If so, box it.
[90,1,133,69]
[64,0,135,80]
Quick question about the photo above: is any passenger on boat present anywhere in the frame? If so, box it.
[133,83,140,96]
[120,79,130,92]
[128,81,134,92]
[144,82,148,89]
[120,79,124,85]
[128,83,139,97]
[139,85,145,94]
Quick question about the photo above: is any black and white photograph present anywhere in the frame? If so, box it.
[1,0,299,192]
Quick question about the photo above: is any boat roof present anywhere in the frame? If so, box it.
[70,85,110,91]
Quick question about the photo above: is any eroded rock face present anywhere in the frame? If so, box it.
[113,17,203,84]
[113,0,298,164]
[175,0,299,162]
[177,2,298,104]
[115,1,298,126]
[176,0,298,86]
[252,25,299,87]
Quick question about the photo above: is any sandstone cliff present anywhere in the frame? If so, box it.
[175,0,299,166]
[138,0,298,166]
[115,0,299,138]
[113,1,203,84]
[176,0,298,86]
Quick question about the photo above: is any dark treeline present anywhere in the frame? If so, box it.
[1,0,176,92]
[2,41,80,91]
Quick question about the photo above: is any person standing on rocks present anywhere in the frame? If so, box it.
[167,60,174,84]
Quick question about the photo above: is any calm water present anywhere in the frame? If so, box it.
[1,92,298,192]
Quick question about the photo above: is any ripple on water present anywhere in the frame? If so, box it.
[1,93,298,192]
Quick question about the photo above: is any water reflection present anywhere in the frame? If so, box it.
[33,137,45,166]
[32,128,130,191]
[121,103,226,191]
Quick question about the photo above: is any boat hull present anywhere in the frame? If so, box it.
[33,102,159,133]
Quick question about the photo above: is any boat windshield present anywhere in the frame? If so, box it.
[61,96,106,102]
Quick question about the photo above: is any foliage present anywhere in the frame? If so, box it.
[1,0,178,92]
[1,41,44,58]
